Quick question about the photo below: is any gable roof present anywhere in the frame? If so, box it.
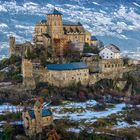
[105,44,120,53]
[63,21,82,26]
[46,62,88,71]
[28,109,52,119]
[48,8,62,15]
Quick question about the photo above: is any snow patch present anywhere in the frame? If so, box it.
[51,101,126,122]
[114,121,140,129]
[0,103,23,114]
[67,128,81,133]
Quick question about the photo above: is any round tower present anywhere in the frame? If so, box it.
[47,9,64,39]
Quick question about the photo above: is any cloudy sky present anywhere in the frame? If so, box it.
[0,0,140,55]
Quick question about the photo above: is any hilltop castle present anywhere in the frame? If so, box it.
[8,9,125,89]
[34,8,93,56]
[9,9,97,57]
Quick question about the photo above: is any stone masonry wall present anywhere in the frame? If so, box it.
[22,59,36,90]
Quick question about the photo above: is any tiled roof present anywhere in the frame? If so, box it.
[106,44,120,53]
[48,8,62,15]
[63,21,82,26]
[40,20,47,23]
[46,62,88,71]
[28,109,52,119]
[91,36,97,41]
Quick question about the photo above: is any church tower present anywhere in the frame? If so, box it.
[47,9,64,39]
[34,100,43,134]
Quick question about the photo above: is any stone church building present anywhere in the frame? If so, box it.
[22,100,53,138]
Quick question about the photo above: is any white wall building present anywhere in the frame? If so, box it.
[99,44,121,59]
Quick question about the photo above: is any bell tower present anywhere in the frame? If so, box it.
[34,100,42,134]
[47,9,64,39]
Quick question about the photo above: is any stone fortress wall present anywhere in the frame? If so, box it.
[22,57,128,89]
[22,59,36,90]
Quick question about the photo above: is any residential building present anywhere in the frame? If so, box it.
[99,44,121,59]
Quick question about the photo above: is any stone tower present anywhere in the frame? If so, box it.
[34,100,43,134]
[9,36,16,56]
[22,59,36,90]
[47,9,64,39]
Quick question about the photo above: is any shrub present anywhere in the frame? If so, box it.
[125,116,134,125]
[0,115,5,121]
[3,123,14,140]
[78,91,86,102]
[94,104,106,111]
[51,96,62,106]
[93,119,108,128]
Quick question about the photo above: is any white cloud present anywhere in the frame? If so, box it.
[92,2,100,6]
[133,2,140,8]
[0,23,8,28]
[0,5,7,12]
[15,25,34,30]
